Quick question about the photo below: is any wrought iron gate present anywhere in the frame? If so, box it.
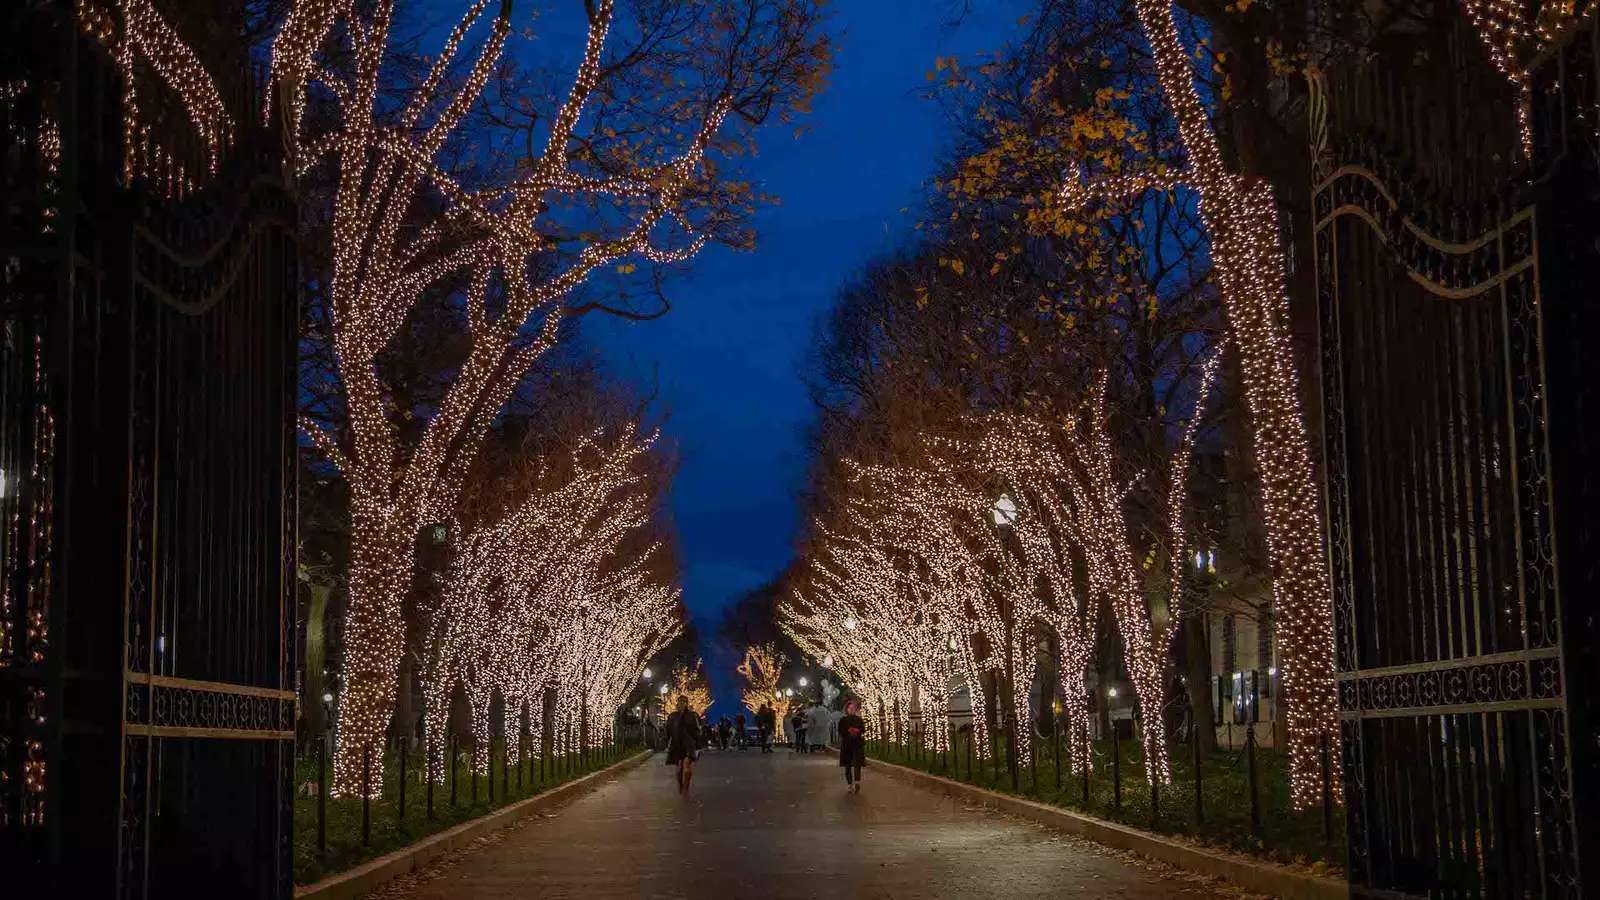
[1,4,299,896]
[1313,11,1599,898]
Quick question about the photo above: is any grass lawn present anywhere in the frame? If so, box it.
[293,738,644,885]
[875,730,1345,875]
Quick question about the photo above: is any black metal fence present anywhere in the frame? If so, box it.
[294,699,644,885]
[874,704,1342,867]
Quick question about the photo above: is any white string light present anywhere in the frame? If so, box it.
[267,0,735,795]
[77,0,233,184]
[1051,0,1341,806]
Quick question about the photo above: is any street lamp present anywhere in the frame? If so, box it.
[1108,687,1119,698]
[659,683,669,696]
[784,688,794,698]
[642,667,653,680]
[321,692,333,704]
[798,676,808,688]
[991,492,1019,527]
[991,489,1020,791]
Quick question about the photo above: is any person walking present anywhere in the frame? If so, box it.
[791,707,808,754]
[806,700,832,751]
[838,698,867,793]
[756,703,776,753]
[717,716,732,751]
[734,712,747,749]
[664,695,704,796]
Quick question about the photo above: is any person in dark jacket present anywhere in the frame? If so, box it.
[838,697,867,793]
[734,712,747,749]
[756,703,776,753]
[791,707,807,754]
[664,695,704,796]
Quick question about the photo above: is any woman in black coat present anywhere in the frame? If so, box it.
[663,695,704,796]
[837,697,867,793]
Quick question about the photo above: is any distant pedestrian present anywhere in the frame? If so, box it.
[664,695,704,796]
[838,698,867,793]
[806,702,832,749]
[757,703,776,753]
[791,708,808,753]
[735,713,747,749]
[717,716,732,750]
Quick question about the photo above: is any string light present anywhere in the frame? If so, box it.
[1054,0,1342,805]
[0,339,56,825]
[1458,0,1592,156]
[736,644,786,723]
[669,660,714,717]
[268,0,736,796]
[419,425,680,783]
[77,0,233,183]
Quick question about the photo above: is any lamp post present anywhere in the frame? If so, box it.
[992,491,1021,793]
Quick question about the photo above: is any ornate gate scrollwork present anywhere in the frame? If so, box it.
[1312,16,1591,897]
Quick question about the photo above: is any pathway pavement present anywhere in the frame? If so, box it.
[379,748,1239,899]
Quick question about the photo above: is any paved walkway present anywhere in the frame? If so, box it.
[380,748,1236,899]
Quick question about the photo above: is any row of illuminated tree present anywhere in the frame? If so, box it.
[72,0,828,798]
[257,0,830,798]
[776,0,1386,809]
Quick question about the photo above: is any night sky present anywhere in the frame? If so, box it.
[582,2,1025,709]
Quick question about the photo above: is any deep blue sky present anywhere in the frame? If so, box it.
[582,1,1025,710]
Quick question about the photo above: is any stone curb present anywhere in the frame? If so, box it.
[874,759,1348,900]
[294,750,652,900]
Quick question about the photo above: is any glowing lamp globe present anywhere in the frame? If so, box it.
[991,493,1019,526]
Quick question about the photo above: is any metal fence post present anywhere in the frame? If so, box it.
[361,744,372,847]
[1081,726,1089,806]
[1029,724,1037,794]
[316,732,327,856]
[398,732,407,825]
[1192,715,1203,826]
[1008,709,1019,793]
[1112,721,1122,812]
[1321,731,1333,844]
[991,726,1000,785]
[1053,715,1061,791]
[1246,724,1260,835]
[965,727,972,781]
[1151,767,1160,828]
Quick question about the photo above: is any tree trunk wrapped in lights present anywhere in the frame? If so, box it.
[736,644,786,724]
[421,424,679,781]
[669,660,714,717]
[1032,0,1338,806]
[271,0,829,796]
